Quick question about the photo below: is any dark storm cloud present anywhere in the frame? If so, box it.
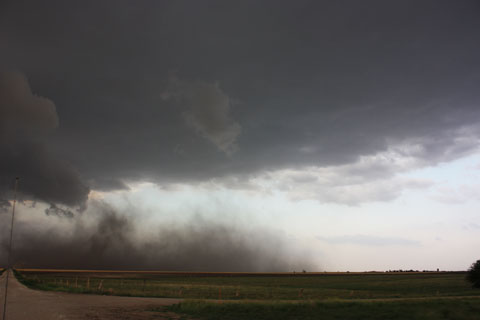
[1,0,479,271]
[0,201,312,271]
[1,0,480,187]
[0,72,58,134]
[45,203,74,218]
[0,71,89,207]
[162,76,242,155]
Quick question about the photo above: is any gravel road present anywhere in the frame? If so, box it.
[0,270,182,320]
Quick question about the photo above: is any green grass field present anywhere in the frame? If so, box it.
[15,270,479,300]
[164,298,480,320]
[14,270,480,319]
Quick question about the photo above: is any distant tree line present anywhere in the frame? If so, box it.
[386,269,440,273]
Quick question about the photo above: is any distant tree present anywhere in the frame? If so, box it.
[466,260,480,288]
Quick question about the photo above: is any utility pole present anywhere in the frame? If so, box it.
[2,177,19,320]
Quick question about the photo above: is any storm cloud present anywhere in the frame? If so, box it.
[0,200,312,271]
[1,1,480,270]
[0,71,89,207]
[162,77,241,155]
[1,0,479,193]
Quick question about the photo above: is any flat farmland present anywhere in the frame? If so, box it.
[15,269,479,301]
[13,270,480,319]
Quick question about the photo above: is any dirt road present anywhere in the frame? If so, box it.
[0,270,182,320]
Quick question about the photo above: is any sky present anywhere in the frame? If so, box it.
[0,0,479,271]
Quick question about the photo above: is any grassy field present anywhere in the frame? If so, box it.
[15,269,479,300]
[15,269,480,319]
[164,298,480,320]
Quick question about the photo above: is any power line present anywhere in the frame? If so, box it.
[2,177,19,320]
